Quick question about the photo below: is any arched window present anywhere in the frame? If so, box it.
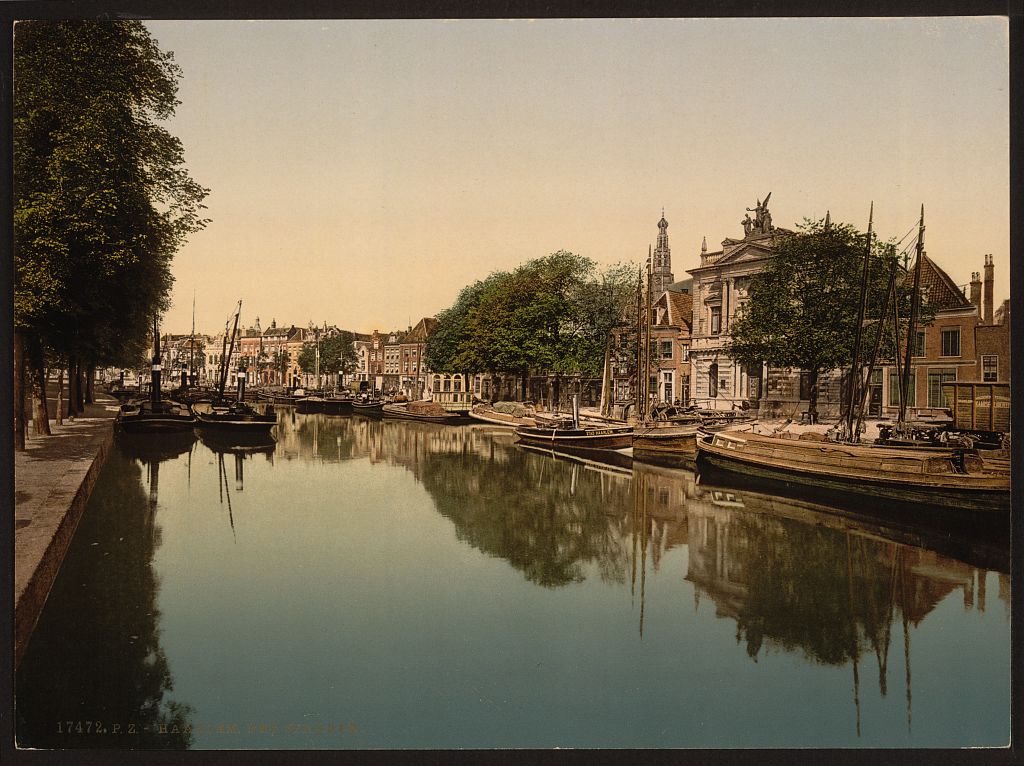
[709,363,719,398]
[432,377,440,393]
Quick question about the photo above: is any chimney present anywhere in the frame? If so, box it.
[983,254,994,324]
[969,271,982,312]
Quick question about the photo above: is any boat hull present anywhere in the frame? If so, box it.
[322,398,354,415]
[192,402,277,433]
[381,404,468,424]
[632,424,700,459]
[696,433,1010,514]
[351,401,385,417]
[116,400,197,433]
[515,425,633,450]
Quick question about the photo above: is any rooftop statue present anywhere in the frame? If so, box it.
[744,192,774,236]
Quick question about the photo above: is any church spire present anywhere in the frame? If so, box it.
[652,210,674,293]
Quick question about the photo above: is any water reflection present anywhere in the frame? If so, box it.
[16,436,196,748]
[16,414,1010,748]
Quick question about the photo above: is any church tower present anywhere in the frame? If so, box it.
[652,209,675,294]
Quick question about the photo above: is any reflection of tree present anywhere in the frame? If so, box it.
[16,447,193,749]
[686,492,993,733]
[425,444,633,587]
[275,412,363,463]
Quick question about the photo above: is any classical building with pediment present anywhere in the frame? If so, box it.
[686,196,845,418]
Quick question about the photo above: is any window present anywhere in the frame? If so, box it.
[710,306,722,335]
[888,371,915,406]
[928,369,956,408]
[443,376,451,392]
[799,371,811,401]
[661,340,673,359]
[940,328,961,357]
[912,331,925,358]
[982,355,998,382]
[454,377,462,392]
[709,363,718,398]
[663,371,673,403]
[682,346,690,362]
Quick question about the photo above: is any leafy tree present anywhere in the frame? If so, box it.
[428,253,637,404]
[728,218,919,422]
[14,20,208,446]
[426,272,508,374]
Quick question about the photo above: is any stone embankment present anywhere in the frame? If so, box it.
[14,396,119,668]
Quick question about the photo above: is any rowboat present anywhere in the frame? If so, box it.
[695,430,1010,513]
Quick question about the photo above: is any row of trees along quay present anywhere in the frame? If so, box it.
[13,20,209,450]
[424,251,638,406]
[425,218,931,423]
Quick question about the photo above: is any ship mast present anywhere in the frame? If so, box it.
[844,204,873,442]
[898,207,925,430]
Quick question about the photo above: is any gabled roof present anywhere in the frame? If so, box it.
[905,254,971,311]
[662,291,693,330]
[403,316,438,343]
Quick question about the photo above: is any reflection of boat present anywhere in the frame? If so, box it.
[116,429,197,461]
[692,468,1010,574]
[198,428,277,455]
[518,443,633,477]
[382,401,470,424]
[192,400,278,433]
[696,430,1010,514]
[469,402,538,427]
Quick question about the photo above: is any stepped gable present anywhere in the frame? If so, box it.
[906,253,971,310]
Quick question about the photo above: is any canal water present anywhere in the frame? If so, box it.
[16,413,1011,749]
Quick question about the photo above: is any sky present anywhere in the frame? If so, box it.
[143,18,1010,336]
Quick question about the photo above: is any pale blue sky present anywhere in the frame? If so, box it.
[143,18,1010,335]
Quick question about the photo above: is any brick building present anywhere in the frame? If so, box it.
[874,253,1010,417]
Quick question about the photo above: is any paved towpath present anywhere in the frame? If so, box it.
[14,395,120,668]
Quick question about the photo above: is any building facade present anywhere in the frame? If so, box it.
[686,197,848,418]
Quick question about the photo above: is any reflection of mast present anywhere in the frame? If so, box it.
[639,473,648,639]
[630,472,638,606]
[235,453,244,491]
[900,553,912,733]
[217,453,237,543]
[148,460,159,510]
[846,536,861,737]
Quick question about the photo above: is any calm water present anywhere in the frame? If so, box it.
[16,412,1011,749]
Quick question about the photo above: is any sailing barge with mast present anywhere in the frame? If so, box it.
[696,205,1010,514]
[191,300,278,434]
[116,317,197,433]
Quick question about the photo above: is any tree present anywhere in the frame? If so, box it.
[728,218,912,423]
[428,252,637,405]
[14,21,208,446]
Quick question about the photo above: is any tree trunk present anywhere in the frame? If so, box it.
[55,367,64,426]
[28,340,51,436]
[14,330,26,450]
[67,357,79,419]
[75,362,86,413]
[808,368,820,424]
[521,369,528,403]
[85,364,95,404]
